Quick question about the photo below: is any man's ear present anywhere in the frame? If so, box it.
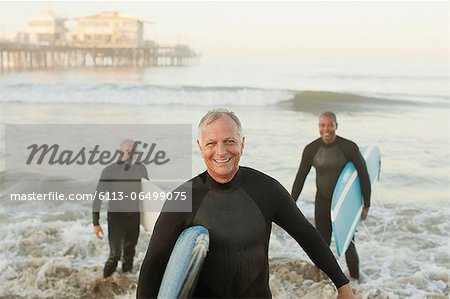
[335,122,339,130]
[197,139,205,159]
[240,137,245,154]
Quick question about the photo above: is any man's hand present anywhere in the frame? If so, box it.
[337,283,355,299]
[361,207,369,221]
[361,206,369,221]
[94,224,104,240]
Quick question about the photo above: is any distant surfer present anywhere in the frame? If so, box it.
[291,111,371,280]
[137,109,355,298]
[93,139,148,278]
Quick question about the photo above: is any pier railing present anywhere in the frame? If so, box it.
[0,42,199,72]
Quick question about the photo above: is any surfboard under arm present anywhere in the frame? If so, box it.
[157,225,210,299]
[330,145,381,257]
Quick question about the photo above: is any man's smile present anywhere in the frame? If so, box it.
[213,158,231,163]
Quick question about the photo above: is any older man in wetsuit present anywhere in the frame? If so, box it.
[291,111,371,280]
[137,109,355,298]
[93,139,148,278]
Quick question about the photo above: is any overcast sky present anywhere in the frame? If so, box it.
[0,1,448,62]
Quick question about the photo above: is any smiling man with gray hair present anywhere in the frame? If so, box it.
[138,109,354,298]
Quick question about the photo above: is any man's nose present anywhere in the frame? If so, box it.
[216,142,227,155]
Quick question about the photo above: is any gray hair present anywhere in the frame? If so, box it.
[120,139,135,148]
[198,108,243,141]
[319,111,337,123]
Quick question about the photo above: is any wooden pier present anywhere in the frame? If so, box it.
[0,43,199,72]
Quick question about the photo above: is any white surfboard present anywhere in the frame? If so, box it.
[140,178,166,233]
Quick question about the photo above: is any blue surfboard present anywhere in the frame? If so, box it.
[158,226,210,298]
[331,145,381,257]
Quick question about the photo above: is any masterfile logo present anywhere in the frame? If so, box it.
[4,124,193,212]
[25,141,170,167]
[6,124,190,178]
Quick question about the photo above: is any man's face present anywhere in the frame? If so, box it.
[121,141,135,161]
[319,115,337,144]
[197,116,245,183]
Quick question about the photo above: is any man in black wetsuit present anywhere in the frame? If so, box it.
[137,109,354,298]
[291,111,371,280]
[93,139,148,278]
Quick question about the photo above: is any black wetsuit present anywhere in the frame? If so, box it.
[137,167,348,298]
[93,161,148,277]
[291,136,371,279]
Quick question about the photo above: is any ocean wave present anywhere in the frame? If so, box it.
[356,91,450,105]
[277,90,424,114]
[1,82,443,112]
[0,83,295,107]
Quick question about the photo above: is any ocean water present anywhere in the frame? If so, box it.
[0,58,449,298]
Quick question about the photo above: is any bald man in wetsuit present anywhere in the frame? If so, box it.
[291,111,371,280]
[137,109,355,298]
[93,139,148,278]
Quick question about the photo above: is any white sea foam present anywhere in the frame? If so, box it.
[269,201,450,298]
[0,202,448,298]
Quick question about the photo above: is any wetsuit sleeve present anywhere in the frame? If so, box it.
[92,167,109,226]
[273,181,349,288]
[349,145,371,208]
[291,144,314,202]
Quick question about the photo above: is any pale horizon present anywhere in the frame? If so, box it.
[0,1,448,63]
